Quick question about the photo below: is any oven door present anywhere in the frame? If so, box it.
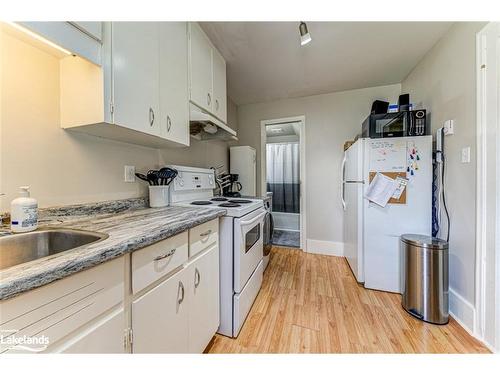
[233,207,266,293]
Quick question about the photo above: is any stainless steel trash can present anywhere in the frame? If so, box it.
[401,234,449,324]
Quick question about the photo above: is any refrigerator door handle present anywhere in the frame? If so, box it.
[341,153,347,211]
[341,181,346,211]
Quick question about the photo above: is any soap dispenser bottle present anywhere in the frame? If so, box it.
[11,186,38,233]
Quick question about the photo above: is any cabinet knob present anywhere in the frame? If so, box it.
[153,248,176,261]
[194,268,201,288]
[215,99,219,111]
[207,93,211,106]
[178,281,185,304]
[167,115,171,132]
[149,107,155,127]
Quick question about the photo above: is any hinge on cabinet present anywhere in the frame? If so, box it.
[110,102,114,114]
[123,328,133,350]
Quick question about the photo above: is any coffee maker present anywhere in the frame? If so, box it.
[221,173,243,197]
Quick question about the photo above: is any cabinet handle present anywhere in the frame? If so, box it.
[200,229,212,237]
[167,115,172,132]
[149,107,155,127]
[153,248,176,261]
[207,93,211,106]
[215,99,219,111]
[194,268,201,288]
[178,281,185,304]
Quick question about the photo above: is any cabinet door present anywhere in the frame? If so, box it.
[112,22,160,137]
[60,308,125,353]
[212,48,227,123]
[188,23,213,112]
[188,245,220,353]
[132,270,189,353]
[159,22,189,146]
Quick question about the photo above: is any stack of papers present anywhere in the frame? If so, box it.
[365,173,402,207]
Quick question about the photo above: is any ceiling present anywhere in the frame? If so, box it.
[200,22,453,105]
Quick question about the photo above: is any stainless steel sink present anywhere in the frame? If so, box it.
[0,228,109,271]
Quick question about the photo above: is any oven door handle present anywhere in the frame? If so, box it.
[239,211,266,227]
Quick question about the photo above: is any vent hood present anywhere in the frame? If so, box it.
[189,103,238,141]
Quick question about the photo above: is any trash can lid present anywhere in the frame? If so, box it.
[400,234,449,249]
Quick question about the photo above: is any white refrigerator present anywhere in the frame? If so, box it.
[342,136,432,293]
[230,146,256,196]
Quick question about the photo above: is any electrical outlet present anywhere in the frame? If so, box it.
[444,120,454,135]
[124,165,136,182]
[461,147,471,163]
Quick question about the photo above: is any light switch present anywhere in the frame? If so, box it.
[461,147,471,163]
[444,120,454,135]
[124,165,136,182]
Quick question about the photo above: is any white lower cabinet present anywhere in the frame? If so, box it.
[0,221,220,354]
[58,308,125,353]
[132,244,220,353]
[188,244,220,353]
[132,269,190,353]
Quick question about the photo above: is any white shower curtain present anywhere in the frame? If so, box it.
[266,143,300,213]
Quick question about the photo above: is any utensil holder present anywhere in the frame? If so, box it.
[149,186,170,208]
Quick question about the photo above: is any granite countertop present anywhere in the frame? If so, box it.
[0,198,226,300]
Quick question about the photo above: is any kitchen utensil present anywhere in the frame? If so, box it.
[158,167,178,185]
[135,173,151,185]
[147,170,160,186]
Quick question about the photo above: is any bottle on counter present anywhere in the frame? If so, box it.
[10,186,38,233]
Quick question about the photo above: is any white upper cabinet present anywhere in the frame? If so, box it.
[69,22,103,42]
[112,22,161,137]
[60,22,190,148]
[188,23,228,124]
[18,22,102,65]
[212,48,227,123]
[188,23,213,112]
[159,22,190,146]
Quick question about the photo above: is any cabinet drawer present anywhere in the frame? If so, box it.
[0,257,124,353]
[132,231,188,294]
[189,219,218,257]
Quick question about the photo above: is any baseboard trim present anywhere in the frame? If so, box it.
[306,239,344,257]
[449,288,476,335]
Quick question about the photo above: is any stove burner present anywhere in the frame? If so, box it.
[191,201,213,205]
[228,199,252,204]
[211,197,228,201]
[218,203,241,208]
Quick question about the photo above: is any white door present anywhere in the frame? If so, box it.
[132,270,189,353]
[188,23,213,112]
[363,136,433,293]
[344,182,364,282]
[212,48,227,123]
[112,22,160,136]
[233,208,266,293]
[60,308,125,353]
[159,22,189,146]
[188,245,220,353]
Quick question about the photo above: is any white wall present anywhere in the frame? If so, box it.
[0,30,230,211]
[402,23,487,319]
[237,84,401,248]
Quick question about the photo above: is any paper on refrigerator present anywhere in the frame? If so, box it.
[365,173,400,207]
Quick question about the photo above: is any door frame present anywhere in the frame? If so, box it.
[475,22,500,352]
[260,116,307,251]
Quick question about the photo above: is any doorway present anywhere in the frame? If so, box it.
[475,22,500,352]
[260,116,306,250]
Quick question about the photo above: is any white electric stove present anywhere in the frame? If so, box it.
[169,165,265,337]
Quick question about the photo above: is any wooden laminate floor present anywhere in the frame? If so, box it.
[207,246,489,354]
